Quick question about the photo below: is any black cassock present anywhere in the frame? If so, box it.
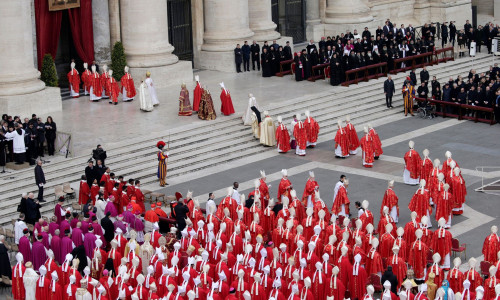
[261,52,272,77]
[101,215,115,243]
[0,244,12,279]
[330,59,342,86]
[294,56,304,81]
[302,54,311,79]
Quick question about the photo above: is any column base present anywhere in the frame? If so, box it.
[0,87,62,116]
[306,22,324,42]
[129,61,194,89]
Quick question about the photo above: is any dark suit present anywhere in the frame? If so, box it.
[384,79,395,107]
[34,164,45,201]
[174,202,189,238]
[25,197,41,224]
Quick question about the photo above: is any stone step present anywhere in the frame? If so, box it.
[3,56,491,186]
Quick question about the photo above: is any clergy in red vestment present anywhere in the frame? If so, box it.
[302,171,319,207]
[49,271,63,300]
[408,180,431,225]
[277,169,293,203]
[332,179,350,217]
[250,273,266,300]
[327,266,346,300]
[12,253,25,300]
[483,266,498,300]
[366,237,384,276]
[464,258,483,291]
[380,224,395,260]
[64,275,78,300]
[193,75,202,112]
[447,257,464,294]
[360,126,374,167]
[219,82,235,115]
[368,124,383,158]
[431,219,452,269]
[434,184,453,227]
[121,66,136,101]
[304,110,320,148]
[426,253,444,287]
[394,227,408,261]
[420,149,433,185]
[378,206,397,237]
[276,116,292,153]
[81,63,91,95]
[344,116,360,155]
[106,71,120,104]
[89,66,102,101]
[79,177,91,205]
[67,62,80,98]
[450,167,467,215]
[337,246,352,288]
[482,226,500,264]
[100,66,110,99]
[428,160,443,203]
[300,277,315,300]
[293,114,307,156]
[442,151,458,181]
[349,254,368,300]
[310,261,326,300]
[404,141,422,185]
[409,229,429,280]
[334,120,349,158]
[381,180,399,223]
[388,245,407,289]
[36,265,51,300]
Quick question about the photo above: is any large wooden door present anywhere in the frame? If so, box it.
[167,0,193,61]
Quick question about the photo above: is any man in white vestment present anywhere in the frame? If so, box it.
[260,111,276,146]
[139,80,154,112]
[75,279,93,300]
[145,71,159,106]
[23,262,39,300]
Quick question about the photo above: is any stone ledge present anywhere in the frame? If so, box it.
[0,87,62,116]
[129,61,194,89]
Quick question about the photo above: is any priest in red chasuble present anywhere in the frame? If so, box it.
[304,110,320,148]
[302,171,319,207]
[67,62,80,98]
[276,116,291,153]
[334,120,349,158]
[404,140,421,185]
[293,114,307,156]
[360,126,374,167]
[344,115,360,155]
[219,82,235,116]
[121,66,136,101]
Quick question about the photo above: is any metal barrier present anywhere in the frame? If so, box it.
[415,97,496,125]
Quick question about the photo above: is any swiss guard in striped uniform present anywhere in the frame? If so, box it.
[157,141,169,187]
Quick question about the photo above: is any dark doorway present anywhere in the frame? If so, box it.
[55,10,82,88]
[167,0,194,62]
[284,0,305,43]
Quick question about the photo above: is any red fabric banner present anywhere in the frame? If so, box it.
[68,0,95,64]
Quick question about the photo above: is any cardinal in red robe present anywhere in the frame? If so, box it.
[120,67,136,101]
[447,258,464,294]
[67,63,80,98]
[304,111,320,147]
[408,231,429,279]
[293,116,307,156]
[49,271,63,300]
[302,172,319,207]
[368,125,383,158]
[106,74,120,104]
[219,82,235,115]
[408,181,431,224]
[450,168,467,215]
[404,141,422,185]
[276,117,291,153]
[420,151,433,186]
[36,266,51,300]
[360,128,374,167]
[334,121,349,158]
[12,253,25,300]
[349,254,368,300]
[277,170,292,203]
[430,222,452,269]
[79,178,90,205]
[332,180,350,217]
[434,184,453,226]
[327,266,346,300]
[89,70,102,101]
[344,117,360,154]
[482,226,500,264]
[81,64,91,95]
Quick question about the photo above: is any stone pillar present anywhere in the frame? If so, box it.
[306,0,324,42]
[120,0,192,87]
[496,0,500,20]
[429,0,472,31]
[0,0,61,115]
[108,0,120,45]
[92,0,111,64]
[248,0,280,42]
[323,0,373,34]
[413,0,431,25]
[198,0,254,72]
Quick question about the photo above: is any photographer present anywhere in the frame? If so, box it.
[92,144,107,166]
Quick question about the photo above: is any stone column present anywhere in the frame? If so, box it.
[108,0,120,45]
[248,0,280,41]
[0,0,61,115]
[324,0,373,34]
[92,0,111,64]
[306,0,323,41]
[202,0,254,51]
[413,0,431,25]
[0,0,44,96]
[120,0,192,88]
[496,0,500,20]
[198,0,254,72]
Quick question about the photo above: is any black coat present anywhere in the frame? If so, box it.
[381,269,399,294]
[101,216,115,242]
[420,70,429,84]
[250,44,260,60]
[384,79,395,96]
[44,122,57,141]
[174,202,189,230]
[34,165,45,185]
[234,48,243,63]
[0,244,12,279]
[85,166,98,186]
[25,197,41,222]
